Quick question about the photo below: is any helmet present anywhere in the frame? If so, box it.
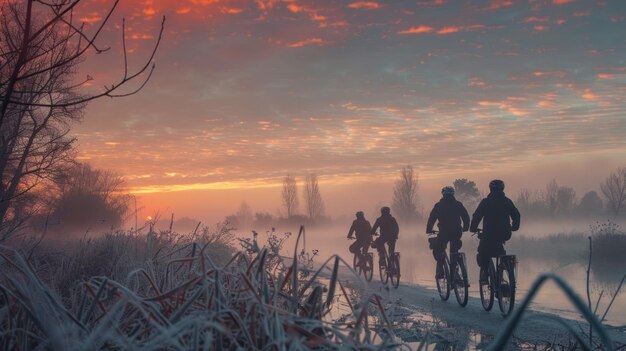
[355,211,364,218]
[380,206,390,215]
[489,179,505,191]
[441,186,455,196]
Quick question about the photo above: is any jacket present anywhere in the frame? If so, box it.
[470,190,521,242]
[426,195,470,236]
[371,214,399,239]
[348,218,372,241]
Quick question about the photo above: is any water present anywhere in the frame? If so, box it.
[263,222,626,327]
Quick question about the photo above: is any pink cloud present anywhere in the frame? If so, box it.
[288,38,333,48]
[553,0,575,4]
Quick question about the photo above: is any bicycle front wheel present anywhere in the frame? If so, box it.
[436,256,450,301]
[390,253,400,288]
[479,261,495,311]
[453,255,469,307]
[353,254,359,272]
[498,261,516,316]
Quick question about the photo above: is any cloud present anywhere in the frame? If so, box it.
[287,38,333,47]
[348,1,381,10]
[437,26,461,34]
[397,25,433,34]
[553,0,575,4]
[485,0,513,10]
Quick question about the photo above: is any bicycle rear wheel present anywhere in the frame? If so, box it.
[480,260,495,311]
[436,254,450,301]
[364,253,374,282]
[390,253,400,288]
[453,254,469,307]
[379,253,389,284]
[498,258,516,316]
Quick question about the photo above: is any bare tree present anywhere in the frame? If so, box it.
[600,167,626,218]
[281,174,298,218]
[392,165,419,222]
[303,173,325,221]
[0,1,164,235]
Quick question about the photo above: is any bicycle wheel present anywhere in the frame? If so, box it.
[479,260,495,311]
[390,253,400,288]
[498,260,516,316]
[353,254,359,272]
[379,253,389,284]
[453,254,469,307]
[364,254,374,282]
[436,254,450,301]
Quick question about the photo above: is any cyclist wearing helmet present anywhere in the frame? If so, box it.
[426,186,470,278]
[347,211,373,267]
[371,206,400,266]
[470,179,521,282]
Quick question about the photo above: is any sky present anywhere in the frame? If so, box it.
[67,0,626,223]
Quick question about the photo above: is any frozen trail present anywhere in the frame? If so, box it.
[359,278,626,345]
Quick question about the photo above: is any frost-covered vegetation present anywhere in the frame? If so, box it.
[0,226,406,350]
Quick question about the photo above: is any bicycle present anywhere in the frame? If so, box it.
[374,234,400,288]
[475,229,517,316]
[428,231,469,307]
[348,238,374,282]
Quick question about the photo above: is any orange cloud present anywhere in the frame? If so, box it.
[348,1,381,10]
[176,7,192,14]
[437,26,461,34]
[80,13,103,23]
[485,0,513,10]
[143,7,156,16]
[597,74,616,79]
[222,7,243,14]
[553,0,575,4]
[582,92,598,100]
[398,25,433,34]
[288,38,333,48]
[534,25,549,31]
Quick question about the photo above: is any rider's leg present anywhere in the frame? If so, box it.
[431,237,445,278]
[373,236,386,265]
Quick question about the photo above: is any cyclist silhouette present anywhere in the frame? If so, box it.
[347,211,372,267]
[426,186,470,278]
[371,206,399,266]
[470,179,521,282]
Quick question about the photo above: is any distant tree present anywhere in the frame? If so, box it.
[236,202,253,230]
[516,188,546,218]
[600,167,626,218]
[545,179,559,218]
[392,165,420,222]
[253,212,274,228]
[453,178,480,213]
[281,174,299,218]
[555,186,576,217]
[303,174,325,221]
[577,191,604,217]
[49,163,130,232]
[0,1,164,236]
